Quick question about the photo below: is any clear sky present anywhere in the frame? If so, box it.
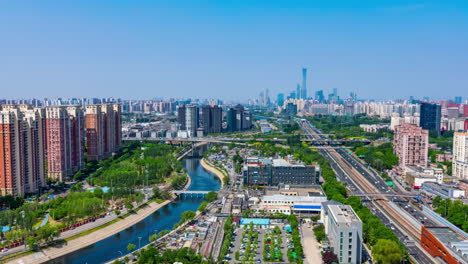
[1,0,467,101]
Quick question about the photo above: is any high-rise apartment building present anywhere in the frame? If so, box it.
[227,104,252,132]
[394,123,429,170]
[86,104,122,161]
[323,204,363,264]
[0,105,46,196]
[177,105,186,130]
[185,105,199,137]
[420,102,441,136]
[453,131,468,180]
[45,106,84,181]
[177,104,199,137]
[201,105,222,134]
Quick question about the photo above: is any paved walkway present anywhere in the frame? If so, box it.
[301,223,322,264]
[7,200,171,264]
[200,158,225,187]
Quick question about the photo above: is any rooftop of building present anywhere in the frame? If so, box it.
[245,156,317,168]
[328,204,361,225]
[422,182,464,191]
[425,226,468,260]
[264,185,326,197]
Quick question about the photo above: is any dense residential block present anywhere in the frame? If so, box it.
[45,106,85,181]
[0,105,46,196]
[86,104,122,161]
[393,123,429,171]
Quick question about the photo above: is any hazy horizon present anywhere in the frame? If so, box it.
[1,1,467,100]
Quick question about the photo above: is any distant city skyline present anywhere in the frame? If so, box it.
[1,1,467,100]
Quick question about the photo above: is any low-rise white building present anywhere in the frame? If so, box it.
[421,182,465,199]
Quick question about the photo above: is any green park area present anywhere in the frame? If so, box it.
[0,142,184,251]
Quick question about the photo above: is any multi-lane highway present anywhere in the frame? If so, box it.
[298,119,436,264]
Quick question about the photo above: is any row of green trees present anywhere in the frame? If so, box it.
[432,196,468,232]
[306,114,392,140]
[354,143,399,171]
[287,215,303,264]
[219,216,234,262]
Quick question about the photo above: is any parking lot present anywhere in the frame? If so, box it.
[226,221,292,263]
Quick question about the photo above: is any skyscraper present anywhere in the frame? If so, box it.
[315,90,324,103]
[296,84,301,100]
[201,105,222,134]
[185,105,199,137]
[301,68,307,99]
[420,102,442,136]
[277,93,285,107]
[177,105,187,130]
[227,104,252,132]
[454,96,462,104]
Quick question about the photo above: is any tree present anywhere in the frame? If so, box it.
[26,236,38,251]
[149,234,157,242]
[125,201,134,211]
[115,210,121,216]
[152,186,161,199]
[197,201,208,212]
[205,191,217,202]
[372,239,403,264]
[322,251,338,264]
[313,224,326,242]
[71,182,84,192]
[127,243,136,252]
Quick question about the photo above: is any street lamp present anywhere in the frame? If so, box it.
[138,236,142,249]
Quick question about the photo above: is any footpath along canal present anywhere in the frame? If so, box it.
[48,156,221,264]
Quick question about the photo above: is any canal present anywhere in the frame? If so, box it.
[49,156,221,264]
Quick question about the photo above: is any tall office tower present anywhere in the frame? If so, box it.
[0,106,46,196]
[277,93,284,107]
[201,105,222,134]
[453,131,468,180]
[227,104,251,132]
[177,105,187,130]
[242,111,252,130]
[315,90,325,103]
[464,105,468,118]
[301,68,307,99]
[45,106,85,181]
[455,96,462,104]
[394,123,429,170]
[296,84,301,100]
[323,204,363,264]
[185,105,199,137]
[226,108,237,132]
[420,102,442,136]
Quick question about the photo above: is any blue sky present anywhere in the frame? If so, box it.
[0,0,467,101]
